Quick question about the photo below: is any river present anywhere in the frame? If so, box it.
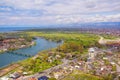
[0,38,62,68]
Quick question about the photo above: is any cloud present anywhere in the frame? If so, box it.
[0,0,120,25]
[55,13,120,24]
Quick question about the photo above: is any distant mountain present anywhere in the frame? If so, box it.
[64,22,120,29]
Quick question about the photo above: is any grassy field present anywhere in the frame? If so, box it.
[26,32,101,52]
[62,70,104,80]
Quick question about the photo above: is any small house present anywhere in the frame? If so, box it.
[28,77,37,80]
[9,72,21,79]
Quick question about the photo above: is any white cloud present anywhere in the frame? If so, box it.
[55,13,120,24]
[0,0,120,25]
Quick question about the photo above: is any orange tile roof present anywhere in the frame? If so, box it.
[28,77,37,80]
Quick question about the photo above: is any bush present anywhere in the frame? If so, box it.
[49,77,57,80]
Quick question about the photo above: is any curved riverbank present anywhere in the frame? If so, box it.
[0,38,62,68]
[0,38,62,77]
[0,41,35,54]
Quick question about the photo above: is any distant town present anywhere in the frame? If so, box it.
[0,37,34,53]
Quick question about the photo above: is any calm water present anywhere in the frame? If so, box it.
[0,38,61,68]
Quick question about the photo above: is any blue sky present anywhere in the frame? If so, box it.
[0,0,120,26]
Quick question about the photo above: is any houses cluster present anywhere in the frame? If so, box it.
[87,29,120,36]
[24,47,119,80]
[86,47,119,79]
[42,59,86,79]
[78,28,120,37]
[10,59,86,80]
[1,47,119,80]
[0,38,33,53]
[0,72,48,80]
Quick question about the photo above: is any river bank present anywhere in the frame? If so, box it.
[0,48,61,77]
[0,37,62,77]
[0,38,35,54]
[0,63,20,77]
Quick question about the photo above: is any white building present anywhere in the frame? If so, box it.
[88,47,97,59]
[0,76,9,80]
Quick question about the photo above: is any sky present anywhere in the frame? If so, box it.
[0,0,120,26]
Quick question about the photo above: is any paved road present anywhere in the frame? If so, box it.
[98,36,106,45]
[98,36,120,45]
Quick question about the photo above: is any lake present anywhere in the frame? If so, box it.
[0,38,62,68]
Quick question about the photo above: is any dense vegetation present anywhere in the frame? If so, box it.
[101,34,119,39]
[0,32,33,42]
[26,32,101,53]
[20,50,62,74]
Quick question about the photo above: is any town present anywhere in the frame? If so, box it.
[0,0,120,80]
[0,33,120,80]
[1,47,120,80]
[0,36,34,53]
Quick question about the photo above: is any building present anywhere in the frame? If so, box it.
[88,47,97,59]
[28,77,37,80]
[9,72,21,79]
[38,76,48,80]
[0,76,9,80]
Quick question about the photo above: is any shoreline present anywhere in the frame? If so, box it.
[0,41,35,54]
[0,39,62,77]
[0,49,55,77]
[0,41,36,76]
